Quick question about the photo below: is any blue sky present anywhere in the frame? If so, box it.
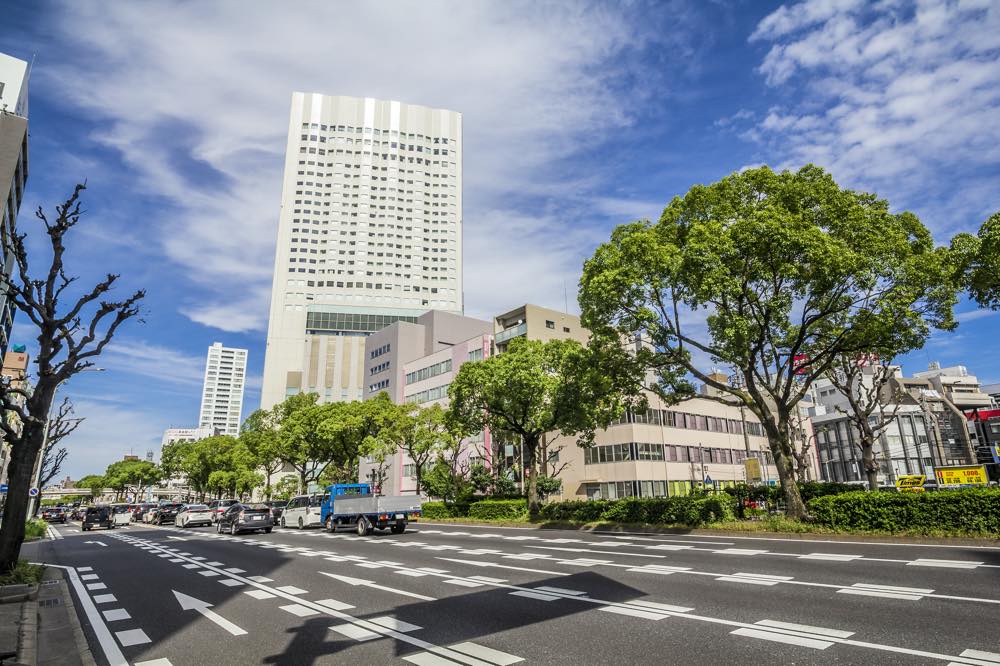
[1,0,998,481]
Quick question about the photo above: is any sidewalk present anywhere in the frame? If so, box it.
[0,567,94,666]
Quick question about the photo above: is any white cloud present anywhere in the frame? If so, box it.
[748,0,1000,234]
[39,2,689,331]
[100,339,205,388]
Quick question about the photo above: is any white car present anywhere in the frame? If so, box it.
[175,504,212,528]
[143,506,160,523]
[280,494,324,529]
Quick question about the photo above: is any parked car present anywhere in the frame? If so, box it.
[208,499,239,524]
[41,507,67,523]
[265,500,287,522]
[131,503,154,521]
[111,504,132,527]
[216,503,273,535]
[82,506,113,531]
[175,504,212,528]
[150,502,183,525]
[280,494,324,529]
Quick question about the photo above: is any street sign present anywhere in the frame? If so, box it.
[704,476,713,485]
[895,475,926,493]
[0,484,7,493]
[28,487,38,497]
[744,458,762,483]
[993,445,1000,465]
[934,465,989,487]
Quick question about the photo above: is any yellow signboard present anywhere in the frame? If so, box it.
[895,475,926,491]
[744,458,762,483]
[934,465,989,487]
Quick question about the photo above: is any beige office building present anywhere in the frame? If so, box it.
[261,94,462,408]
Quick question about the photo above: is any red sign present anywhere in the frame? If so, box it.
[793,354,809,375]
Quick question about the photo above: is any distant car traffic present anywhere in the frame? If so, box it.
[208,499,239,523]
[41,507,67,523]
[216,503,273,535]
[265,500,287,522]
[82,506,114,531]
[131,503,154,521]
[111,504,132,526]
[150,502,183,525]
[70,507,87,521]
[175,504,212,528]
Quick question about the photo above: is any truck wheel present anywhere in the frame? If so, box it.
[356,517,371,537]
[391,523,406,535]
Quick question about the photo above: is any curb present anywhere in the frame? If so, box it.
[53,569,97,666]
[422,519,1000,546]
[16,596,37,666]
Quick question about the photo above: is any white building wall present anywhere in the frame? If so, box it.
[198,342,248,436]
[261,94,463,409]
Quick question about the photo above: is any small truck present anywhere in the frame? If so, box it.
[319,483,423,536]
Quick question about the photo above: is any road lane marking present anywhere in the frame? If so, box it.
[80,574,100,580]
[534,586,586,596]
[716,573,793,586]
[86,583,108,591]
[444,579,483,587]
[437,558,570,577]
[837,589,925,601]
[908,559,983,569]
[629,600,693,613]
[102,609,131,622]
[244,590,276,600]
[134,659,174,666]
[77,567,93,571]
[205,561,225,566]
[509,590,559,601]
[247,575,273,582]
[799,553,861,561]
[732,627,832,650]
[224,568,246,573]
[279,603,319,617]
[218,579,244,587]
[715,548,769,556]
[173,591,247,636]
[315,598,355,611]
[84,540,108,547]
[198,570,220,577]
[329,623,379,641]
[274,585,308,595]
[849,583,934,594]
[958,648,1000,663]
[116,628,152,646]
[449,642,524,665]
[319,572,435,601]
[181,563,201,569]
[92,594,117,604]
[756,620,854,638]
[370,616,422,632]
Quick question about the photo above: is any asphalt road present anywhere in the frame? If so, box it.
[23,519,1000,666]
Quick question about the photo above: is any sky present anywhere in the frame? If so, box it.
[1,0,998,481]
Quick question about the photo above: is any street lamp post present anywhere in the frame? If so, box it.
[26,368,105,517]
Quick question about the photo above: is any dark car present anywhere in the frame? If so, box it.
[71,507,87,521]
[266,500,287,522]
[82,506,113,531]
[150,503,184,525]
[130,503,154,521]
[208,499,239,524]
[41,507,67,523]
[216,503,273,535]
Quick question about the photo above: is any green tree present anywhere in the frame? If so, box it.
[579,165,958,519]
[276,394,334,493]
[361,402,452,494]
[102,460,162,501]
[161,435,239,501]
[448,337,629,515]
[240,408,283,500]
[271,476,299,501]
[75,474,106,499]
[951,211,1000,309]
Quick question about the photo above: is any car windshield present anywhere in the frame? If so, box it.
[186,505,208,511]
[309,495,325,507]
[268,501,286,508]
[242,503,269,511]
[112,506,130,514]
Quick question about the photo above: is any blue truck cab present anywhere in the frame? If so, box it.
[319,483,423,536]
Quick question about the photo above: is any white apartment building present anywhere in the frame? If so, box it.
[260,93,463,409]
[0,51,30,357]
[161,427,217,448]
[198,342,247,436]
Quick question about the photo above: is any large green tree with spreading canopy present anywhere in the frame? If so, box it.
[579,165,958,518]
[448,337,635,515]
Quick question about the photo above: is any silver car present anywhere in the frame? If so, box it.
[175,504,212,528]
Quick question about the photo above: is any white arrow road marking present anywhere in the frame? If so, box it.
[172,590,247,636]
[166,536,189,541]
[319,572,435,601]
[84,540,108,547]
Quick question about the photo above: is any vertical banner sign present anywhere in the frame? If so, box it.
[744,458,762,483]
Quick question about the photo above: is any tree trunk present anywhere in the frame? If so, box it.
[767,423,807,520]
[860,437,879,491]
[0,421,45,574]
[524,435,539,516]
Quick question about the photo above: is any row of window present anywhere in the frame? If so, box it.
[405,383,450,404]
[405,359,451,385]
[368,379,389,393]
[468,348,484,362]
[615,409,765,437]
[370,361,390,376]
[584,442,774,466]
[370,342,391,359]
[299,122,452,142]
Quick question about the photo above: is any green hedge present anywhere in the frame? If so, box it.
[538,495,736,527]
[420,501,457,519]
[808,489,1000,534]
[467,499,527,521]
[798,482,861,502]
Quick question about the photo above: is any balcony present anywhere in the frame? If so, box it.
[495,322,527,344]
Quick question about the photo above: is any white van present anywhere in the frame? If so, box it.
[280,494,325,529]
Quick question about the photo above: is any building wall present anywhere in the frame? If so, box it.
[198,343,248,436]
[261,94,463,409]
[0,52,29,360]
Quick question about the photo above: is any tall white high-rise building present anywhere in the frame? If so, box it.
[198,342,247,435]
[260,94,463,409]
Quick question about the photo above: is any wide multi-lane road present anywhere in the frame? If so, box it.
[24,519,1000,665]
